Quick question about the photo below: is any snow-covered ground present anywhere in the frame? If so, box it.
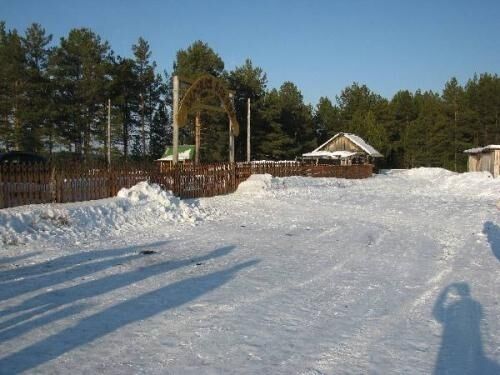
[0,168,499,374]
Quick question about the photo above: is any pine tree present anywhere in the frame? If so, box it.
[466,74,500,145]
[363,110,388,157]
[277,82,316,157]
[132,37,157,157]
[0,21,11,151]
[49,28,112,160]
[149,73,169,159]
[256,89,293,159]
[442,78,466,171]
[173,40,224,79]
[110,57,139,160]
[314,97,341,143]
[21,23,53,153]
[1,28,27,151]
[388,90,418,168]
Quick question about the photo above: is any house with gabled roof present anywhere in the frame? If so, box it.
[302,132,383,165]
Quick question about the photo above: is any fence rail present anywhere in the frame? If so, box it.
[0,161,373,209]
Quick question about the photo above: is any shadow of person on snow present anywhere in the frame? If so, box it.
[433,282,499,375]
[0,258,259,374]
[483,221,500,261]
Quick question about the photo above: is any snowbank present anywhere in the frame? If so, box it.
[233,168,499,202]
[0,182,213,247]
[2,168,497,248]
[382,168,499,198]
[235,174,275,195]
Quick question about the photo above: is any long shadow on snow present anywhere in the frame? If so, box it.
[0,252,142,302]
[0,245,235,333]
[433,282,500,375]
[0,252,41,266]
[483,221,500,261]
[0,241,168,306]
[0,240,168,283]
[0,259,259,374]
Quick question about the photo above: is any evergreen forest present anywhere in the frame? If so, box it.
[2,22,500,171]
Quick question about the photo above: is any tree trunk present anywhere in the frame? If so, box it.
[123,103,129,160]
[454,109,458,172]
[141,93,145,157]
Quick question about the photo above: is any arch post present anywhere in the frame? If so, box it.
[175,75,240,164]
[172,75,180,165]
[195,111,201,164]
[229,122,235,163]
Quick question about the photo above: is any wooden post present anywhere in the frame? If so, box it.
[107,98,111,168]
[247,98,251,162]
[195,111,201,164]
[172,75,180,165]
[229,128,235,163]
[50,165,57,203]
[229,92,235,163]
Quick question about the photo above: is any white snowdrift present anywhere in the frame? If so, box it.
[379,168,499,198]
[235,174,275,195]
[262,168,499,200]
[0,182,213,247]
[1,168,497,248]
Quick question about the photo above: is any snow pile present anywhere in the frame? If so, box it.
[117,181,181,206]
[235,174,275,195]
[0,182,214,247]
[272,175,353,190]
[399,167,456,180]
[386,168,499,198]
[232,168,499,202]
[437,171,499,197]
[116,182,211,222]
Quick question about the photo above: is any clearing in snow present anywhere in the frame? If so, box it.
[0,168,499,374]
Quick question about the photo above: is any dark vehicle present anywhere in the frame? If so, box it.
[0,151,47,164]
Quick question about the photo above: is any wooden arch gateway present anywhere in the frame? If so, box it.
[172,75,240,164]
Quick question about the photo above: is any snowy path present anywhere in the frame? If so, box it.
[0,169,499,374]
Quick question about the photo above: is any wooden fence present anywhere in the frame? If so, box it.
[0,161,373,209]
[245,162,373,178]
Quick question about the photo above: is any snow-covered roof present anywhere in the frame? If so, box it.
[313,133,383,158]
[464,145,500,154]
[157,149,193,161]
[157,145,195,161]
[302,150,357,159]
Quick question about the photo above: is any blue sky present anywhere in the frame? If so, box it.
[2,0,499,104]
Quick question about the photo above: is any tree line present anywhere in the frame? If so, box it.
[1,21,499,170]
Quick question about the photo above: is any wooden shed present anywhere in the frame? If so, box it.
[464,145,500,177]
[302,132,383,165]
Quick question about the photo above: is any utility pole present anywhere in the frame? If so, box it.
[229,92,235,163]
[107,98,111,168]
[247,98,251,162]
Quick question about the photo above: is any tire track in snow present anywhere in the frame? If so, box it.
[298,226,470,374]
